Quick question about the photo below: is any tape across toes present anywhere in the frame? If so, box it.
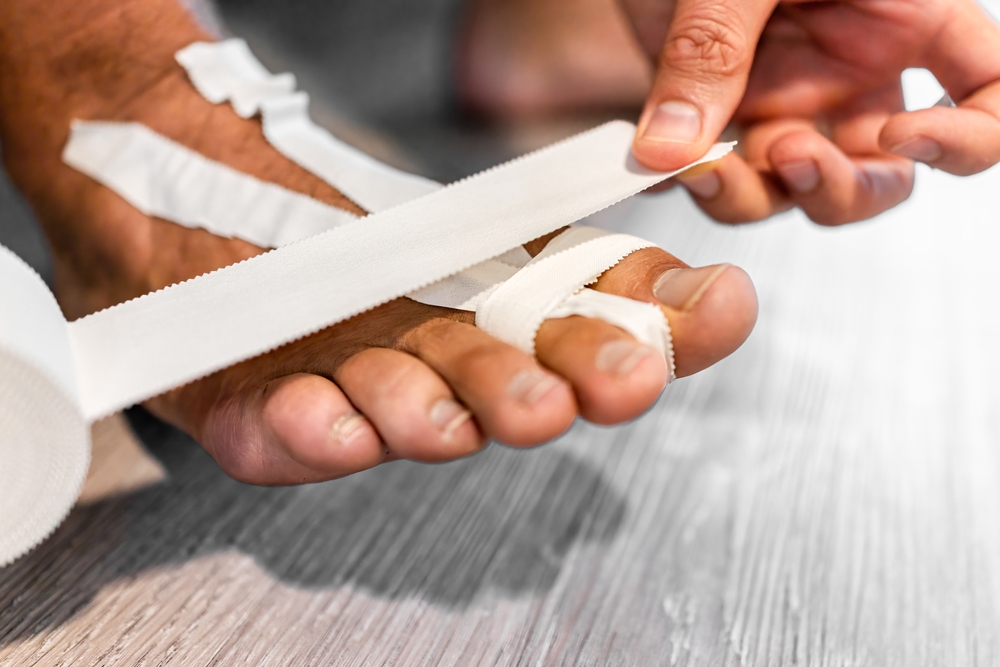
[66,39,681,377]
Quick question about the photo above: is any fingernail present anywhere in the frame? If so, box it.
[654,264,731,312]
[861,161,905,198]
[640,101,702,144]
[890,136,942,163]
[330,413,366,446]
[680,169,721,199]
[595,340,655,377]
[775,159,820,193]
[507,370,561,406]
[429,398,472,442]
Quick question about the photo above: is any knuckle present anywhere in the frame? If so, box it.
[663,6,752,77]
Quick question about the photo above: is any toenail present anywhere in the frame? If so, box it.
[640,101,703,144]
[890,136,942,163]
[507,370,561,406]
[429,398,472,442]
[679,169,721,199]
[595,340,655,377]
[330,413,366,446]
[775,159,821,193]
[654,264,731,312]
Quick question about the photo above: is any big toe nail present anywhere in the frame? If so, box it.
[657,264,758,377]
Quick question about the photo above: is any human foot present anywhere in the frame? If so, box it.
[0,0,757,484]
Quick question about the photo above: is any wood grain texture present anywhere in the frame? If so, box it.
[2,155,999,665]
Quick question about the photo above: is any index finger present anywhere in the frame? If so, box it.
[922,0,1000,101]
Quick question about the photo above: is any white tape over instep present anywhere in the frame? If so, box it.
[174,40,718,359]
[175,39,673,341]
[176,39,441,212]
[67,123,730,423]
[1,46,731,568]
[64,120,680,357]
[64,120,357,246]
[476,226,671,360]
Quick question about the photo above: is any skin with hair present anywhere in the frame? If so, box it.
[0,0,757,485]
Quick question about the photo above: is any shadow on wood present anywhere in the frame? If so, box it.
[0,408,627,644]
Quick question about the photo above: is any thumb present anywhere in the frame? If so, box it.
[632,0,776,170]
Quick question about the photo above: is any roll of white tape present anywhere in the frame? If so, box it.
[0,247,89,567]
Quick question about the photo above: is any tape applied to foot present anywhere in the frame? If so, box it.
[63,120,671,359]
[89,40,693,359]
[0,39,731,566]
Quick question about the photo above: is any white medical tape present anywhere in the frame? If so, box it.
[176,39,441,212]
[63,119,687,356]
[169,39,702,358]
[63,120,538,313]
[67,122,734,421]
[173,39,297,117]
[63,120,358,247]
[170,40,695,357]
[175,40,698,360]
[172,39,685,353]
[475,226,668,357]
[174,40,560,317]
[6,120,730,566]
[549,289,674,373]
[0,246,90,567]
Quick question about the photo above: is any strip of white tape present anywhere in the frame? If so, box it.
[3,78,730,567]
[68,122,731,421]
[476,227,673,360]
[0,247,89,567]
[63,120,530,314]
[172,40,682,358]
[550,289,675,373]
[63,120,677,357]
[63,116,688,359]
[176,39,441,212]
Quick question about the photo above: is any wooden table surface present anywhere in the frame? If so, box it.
[2,142,999,664]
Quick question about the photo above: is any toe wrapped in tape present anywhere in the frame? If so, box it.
[475,226,672,372]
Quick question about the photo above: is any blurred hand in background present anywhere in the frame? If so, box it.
[627,0,1000,225]
[460,0,1000,225]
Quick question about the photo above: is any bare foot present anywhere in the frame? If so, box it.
[456,0,653,118]
[0,0,757,485]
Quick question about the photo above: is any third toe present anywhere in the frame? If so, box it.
[535,317,669,425]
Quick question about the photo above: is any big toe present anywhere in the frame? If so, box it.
[652,263,758,376]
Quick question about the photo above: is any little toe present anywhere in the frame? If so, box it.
[335,347,486,462]
[399,318,577,447]
[591,247,758,378]
[534,317,668,425]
